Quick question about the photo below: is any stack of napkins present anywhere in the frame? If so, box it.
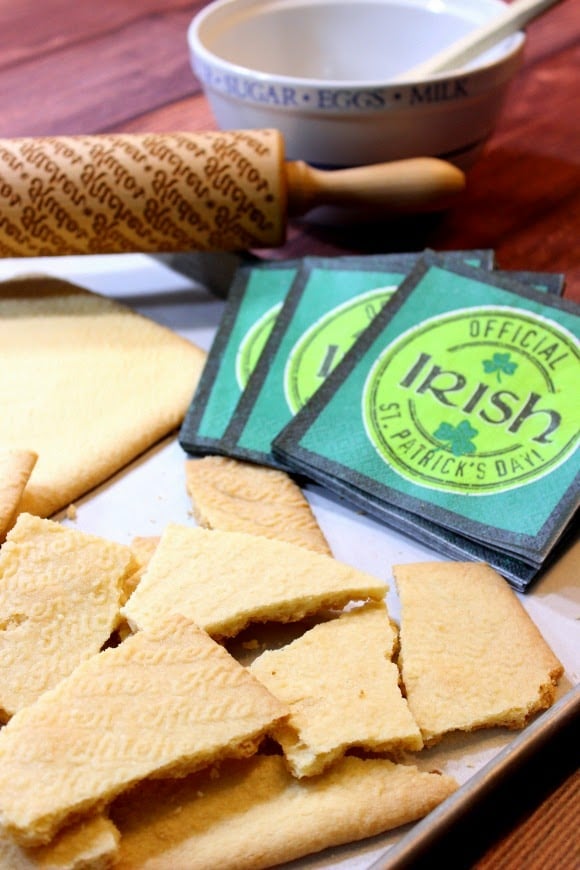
[180,250,577,590]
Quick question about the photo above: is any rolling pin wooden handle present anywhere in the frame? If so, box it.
[0,131,465,258]
[284,157,466,216]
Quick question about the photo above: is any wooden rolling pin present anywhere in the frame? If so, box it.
[0,129,465,257]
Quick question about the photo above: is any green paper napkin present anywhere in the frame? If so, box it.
[180,259,300,455]
[273,255,579,589]
[220,250,494,467]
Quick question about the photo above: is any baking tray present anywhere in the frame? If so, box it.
[1,252,578,868]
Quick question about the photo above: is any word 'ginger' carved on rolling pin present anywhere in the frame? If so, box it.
[0,130,465,257]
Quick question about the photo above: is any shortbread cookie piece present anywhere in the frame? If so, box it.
[250,602,423,776]
[124,536,161,597]
[0,615,287,847]
[185,456,331,555]
[0,448,37,542]
[0,513,136,720]
[111,754,458,870]
[394,561,564,745]
[0,276,206,518]
[116,537,162,640]
[130,536,160,567]
[0,815,119,870]
[122,525,386,638]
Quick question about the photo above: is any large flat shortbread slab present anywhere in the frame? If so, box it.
[122,525,386,637]
[0,513,136,720]
[185,456,332,555]
[250,602,423,776]
[0,276,206,517]
[0,616,287,847]
[111,755,458,870]
[394,561,564,744]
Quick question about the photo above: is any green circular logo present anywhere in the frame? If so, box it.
[362,307,579,494]
[235,302,282,390]
[284,287,396,413]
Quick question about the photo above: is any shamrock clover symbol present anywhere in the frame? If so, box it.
[433,420,478,456]
[483,352,518,382]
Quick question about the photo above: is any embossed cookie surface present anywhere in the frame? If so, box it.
[394,561,564,744]
[111,755,458,870]
[122,525,386,637]
[0,513,136,720]
[0,815,119,870]
[185,456,332,554]
[250,602,423,777]
[0,615,287,847]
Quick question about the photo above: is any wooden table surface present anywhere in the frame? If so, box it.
[0,0,578,867]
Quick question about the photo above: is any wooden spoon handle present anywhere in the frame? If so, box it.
[397,0,563,79]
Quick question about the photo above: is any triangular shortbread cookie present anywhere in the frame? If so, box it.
[0,615,287,846]
[122,525,386,637]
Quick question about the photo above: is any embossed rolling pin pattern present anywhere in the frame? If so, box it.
[0,129,465,256]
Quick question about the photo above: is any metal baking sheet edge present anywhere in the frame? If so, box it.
[372,683,580,868]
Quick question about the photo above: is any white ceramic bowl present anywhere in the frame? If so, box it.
[188,0,524,168]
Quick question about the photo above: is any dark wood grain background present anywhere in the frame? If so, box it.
[1,0,579,300]
[0,0,578,866]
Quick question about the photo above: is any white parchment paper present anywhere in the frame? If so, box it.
[1,252,577,869]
